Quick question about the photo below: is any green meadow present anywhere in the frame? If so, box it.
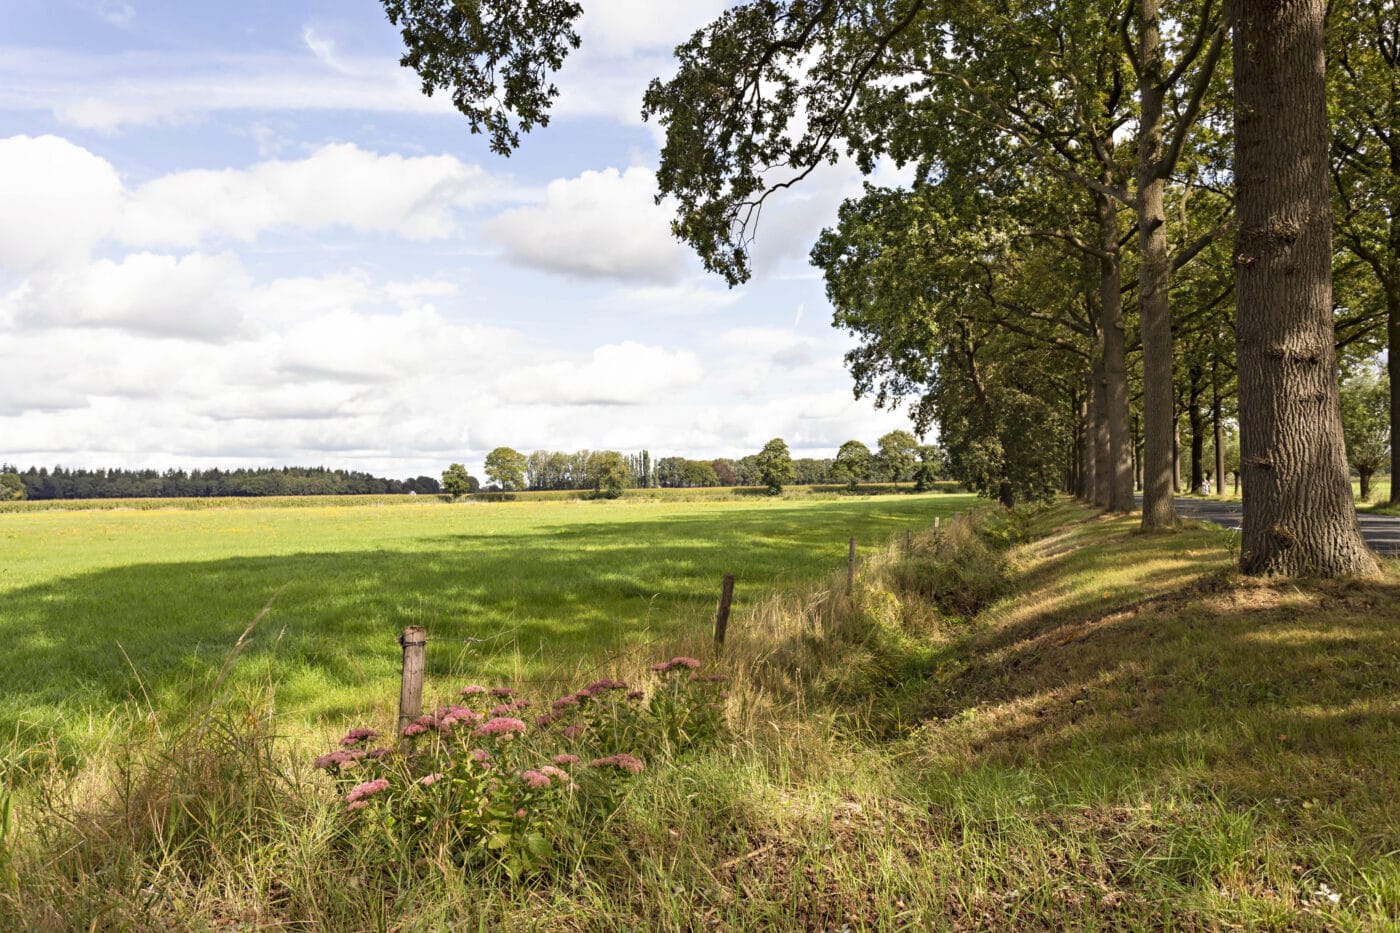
[0,491,975,754]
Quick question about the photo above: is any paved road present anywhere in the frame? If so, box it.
[1135,495,1400,557]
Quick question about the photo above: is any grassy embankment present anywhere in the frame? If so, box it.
[3,499,1399,929]
[0,491,969,759]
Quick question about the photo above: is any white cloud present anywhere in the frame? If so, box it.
[495,341,703,406]
[14,251,251,340]
[96,1,136,27]
[485,167,688,283]
[0,136,124,271]
[613,280,744,313]
[0,45,454,131]
[0,136,503,272]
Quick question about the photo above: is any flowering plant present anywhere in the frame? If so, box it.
[311,656,727,877]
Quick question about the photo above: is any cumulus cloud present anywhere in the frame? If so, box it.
[0,135,502,271]
[495,341,704,406]
[0,136,124,271]
[14,251,251,340]
[485,167,688,283]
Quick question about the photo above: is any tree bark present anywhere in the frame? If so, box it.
[1172,416,1182,492]
[1233,0,1377,575]
[1095,193,1135,512]
[1136,0,1178,529]
[1092,353,1112,507]
[1189,365,1205,493]
[1390,285,1400,505]
[1213,356,1226,497]
[1360,469,1373,502]
[1080,368,1096,501]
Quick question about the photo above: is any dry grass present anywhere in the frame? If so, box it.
[4,502,1399,930]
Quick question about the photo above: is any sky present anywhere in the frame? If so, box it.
[0,0,918,480]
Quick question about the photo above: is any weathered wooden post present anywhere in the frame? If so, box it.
[398,625,426,736]
[905,529,912,553]
[713,573,735,649]
[934,515,941,534]
[847,536,857,592]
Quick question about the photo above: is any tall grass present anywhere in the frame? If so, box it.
[4,504,1398,929]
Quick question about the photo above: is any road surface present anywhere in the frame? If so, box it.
[1133,496,1400,557]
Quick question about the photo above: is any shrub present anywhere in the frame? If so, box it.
[310,659,728,879]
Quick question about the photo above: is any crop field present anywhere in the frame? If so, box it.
[1,491,975,757]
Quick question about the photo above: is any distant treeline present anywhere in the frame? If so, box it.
[0,465,442,500]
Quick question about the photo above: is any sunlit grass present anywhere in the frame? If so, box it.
[0,492,971,755]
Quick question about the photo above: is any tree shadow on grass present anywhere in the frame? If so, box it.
[908,510,1400,855]
[0,497,970,755]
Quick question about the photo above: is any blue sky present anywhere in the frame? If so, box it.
[0,0,916,479]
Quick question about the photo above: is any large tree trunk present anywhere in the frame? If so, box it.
[1137,0,1178,529]
[1233,0,1377,576]
[1213,356,1226,497]
[1172,417,1182,492]
[1092,354,1112,507]
[1390,284,1400,506]
[1095,194,1135,512]
[1360,469,1374,502]
[1079,370,1096,501]
[1189,366,1205,493]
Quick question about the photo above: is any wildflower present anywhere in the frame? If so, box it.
[552,754,579,766]
[345,777,390,805]
[490,687,518,698]
[540,765,570,782]
[520,770,551,789]
[536,712,562,728]
[670,657,701,669]
[469,748,492,763]
[648,661,669,672]
[418,773,443,786]
[339,728,379,747]
[474,716,527,738]
[490,704,516,716]
[585,679,627,693]
[626,690,645,701]
[552,695,580,709]
[346,800,369,812]
[402,722,428,737]
[365,747,394,760]
[589,753,645,775]
[515,808,527,818]
[562,724,586,740]
[459,685,489,696]
[719,691,730,699]
[314,749,367,770]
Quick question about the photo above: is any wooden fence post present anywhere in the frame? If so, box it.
[398,625,426,736]
[713,574,735,649]
[847,536,857,592]
[934,516,941,534]
[905,529,912,553]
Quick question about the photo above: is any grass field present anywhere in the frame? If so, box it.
[0,491,974,758]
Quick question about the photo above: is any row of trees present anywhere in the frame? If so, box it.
[0,465,442,500]
[473,433,943,492]
[382,0,1392,577]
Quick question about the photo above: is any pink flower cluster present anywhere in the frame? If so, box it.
[339,728,379,747]
[314,748,367,770]
[490,687,518,698]
[491,699,531,716]
[650,657,701,673]
[345,777,389,810]
[474,716,527,738]
[520,769,552,789]
[403,705,483,737]
[459,685,489,697]
[553,754,579,766]
[589,753,645,775]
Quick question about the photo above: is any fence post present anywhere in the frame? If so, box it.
[934,515,941,534]
[847,536,857,592]
[713,573,735,650]
[905,529,912,553]
[398,626,426,736]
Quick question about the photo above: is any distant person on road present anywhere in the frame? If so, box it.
[1202,477,1212,496]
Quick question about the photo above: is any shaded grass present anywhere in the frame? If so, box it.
[0,493,971,759]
